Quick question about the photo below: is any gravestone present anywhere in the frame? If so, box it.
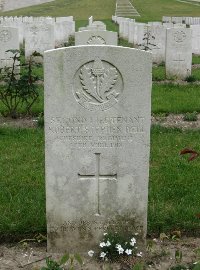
[147,25,166,64]
[79,21,106,32]
[89,16,93,26]
[75,30,118,45]
[0,26,19,69]
[55,21,74,46]
[165,28,192,79]
[25,23,54,58]
[44,45,152,253]
[191,25,200,54]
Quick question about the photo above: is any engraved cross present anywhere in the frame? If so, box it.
[78,153,117,216]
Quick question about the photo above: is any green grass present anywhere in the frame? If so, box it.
[0,126,200,239]
[152,84,200,114]
[149,125,200,234]
[0,0,116,20]
[192,55,200,65]
[0,128,45,239]
[1,0,200,23]
[132,0,200,22]
[152,66,166,81]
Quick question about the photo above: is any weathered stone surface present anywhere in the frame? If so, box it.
[44,46,152,253]
[191,25,200,54]
[75,30,118,45]
[165,28,192,79]
[147,25,166,64]
[0,26,19,68]
[25,23,54,58]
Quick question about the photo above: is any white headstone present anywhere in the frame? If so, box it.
[0,26,19,69]
[89,16,93,26]
[191,25,200,54]
[165,28,192,79]
[44,45,152,253]
[25,23,55,58]
[75,30,118,45]
[148,25,166,64]
[55,21,74,46]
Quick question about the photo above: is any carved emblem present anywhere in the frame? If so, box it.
[0,30,12,42]
[174,31,186,43]
[73,58,123,111]
[87,36,106,45]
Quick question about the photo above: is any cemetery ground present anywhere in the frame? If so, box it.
[0,48,200,269]
[1,1,200,269]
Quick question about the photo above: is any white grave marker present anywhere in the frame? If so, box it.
[44,45,152,253]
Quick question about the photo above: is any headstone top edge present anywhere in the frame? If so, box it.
[44,45,153,58]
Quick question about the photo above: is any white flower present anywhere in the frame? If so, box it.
[100,252,107,259]
[134,232,139,236]
[118,247,124,254]
[88,250,94,257]
[106,240,111,247]
[136,252,143,257]
[103,232,108,236]
[116,244,124,254]
[130,237,136,246]
[125,249,132,255]
[99,242,106,248]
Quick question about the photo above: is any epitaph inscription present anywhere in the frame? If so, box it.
[48,115,145,149]
[73,58,123,111]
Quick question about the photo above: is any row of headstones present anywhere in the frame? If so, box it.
[112,16,200,79]
[0,16,75,46]
[163,16,200,25]
[0,16,75,68]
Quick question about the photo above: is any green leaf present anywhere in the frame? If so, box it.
[60,253,70,265]
[74,253,83,265]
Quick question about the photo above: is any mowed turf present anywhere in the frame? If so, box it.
[0,126,200,239]
[0,0,116,20]
[132,0,200,22]
[1,0,200,23]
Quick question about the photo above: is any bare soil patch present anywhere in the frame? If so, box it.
[0,237,200,270]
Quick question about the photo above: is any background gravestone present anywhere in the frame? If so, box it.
[25,23,54,59]
[44,45,152,253]
[0,26,19,69]
[165,28,192,79]
[75,30,118,45]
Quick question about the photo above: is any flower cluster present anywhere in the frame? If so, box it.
[88,232,143,261]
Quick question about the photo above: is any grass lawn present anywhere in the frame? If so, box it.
[0,0,116,20]
[152,84,200,114]
[0,128,45,239]
[0,126,200,239]
[132,0,200,22]
[1,0,200,23]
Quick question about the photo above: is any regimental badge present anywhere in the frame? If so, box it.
[73,58,123,111]
[87,36,106,45]
[174,31,186,43]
